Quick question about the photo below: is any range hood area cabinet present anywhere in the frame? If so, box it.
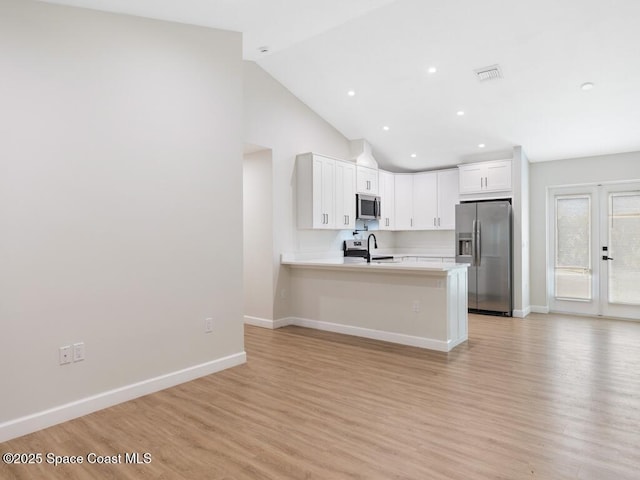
[458,159,511,195]
[356,165,379,194]
[296,153,356,230]
[393,169,459,231]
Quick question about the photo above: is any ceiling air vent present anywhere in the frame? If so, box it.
[474,64,503,82]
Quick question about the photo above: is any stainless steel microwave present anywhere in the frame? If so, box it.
[356,194,381,220]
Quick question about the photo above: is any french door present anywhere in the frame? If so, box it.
[549,182,640,319]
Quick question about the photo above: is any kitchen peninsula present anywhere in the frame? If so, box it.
[280,255,468,352]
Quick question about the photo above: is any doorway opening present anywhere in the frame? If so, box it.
[243,144,274,326]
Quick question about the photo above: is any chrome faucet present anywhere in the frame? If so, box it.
[366,233,377,263]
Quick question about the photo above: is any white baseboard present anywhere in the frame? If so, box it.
[244,315,276,329]
[530,305,550,314]
[512,306,532,318]
[0,351,246,443]
[280,316,454,352]
[244,316,292,329]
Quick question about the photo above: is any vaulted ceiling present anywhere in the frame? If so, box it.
[42,0,640,170]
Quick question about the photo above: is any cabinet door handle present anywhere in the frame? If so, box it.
[410,218,413,227]
[438,217,441,227]
[433,217,436,227]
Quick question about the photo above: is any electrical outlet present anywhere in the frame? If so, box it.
[412,301,421,313]
[59,346,72,365]
[205,317,214,333]
[73,342,85,362]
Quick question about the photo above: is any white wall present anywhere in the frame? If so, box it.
[0,0,244,437]
[243,149,274,321]
[530,151,640,309]
[243,61,353,319]
[512,146,531,317]
[393,230,454,255]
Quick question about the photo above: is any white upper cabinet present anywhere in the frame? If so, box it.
[378,170,395,230]
[437,169,459,229]
[335,161,356,230]
[393,169,459,231]
[297,153,355,230]
[356,165,379,194]
[458,159,511,194]
[394,174,414,230]
[413,172,437,229]
[412,169,458,230]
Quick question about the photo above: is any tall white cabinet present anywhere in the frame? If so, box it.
[297,153,355,230]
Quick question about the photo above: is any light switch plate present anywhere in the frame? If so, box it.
[73,342,85,362]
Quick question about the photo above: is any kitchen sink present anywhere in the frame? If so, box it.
[371,256,402,264]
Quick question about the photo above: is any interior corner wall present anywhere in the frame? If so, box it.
[243,61,352,319]
[243,149,274,321]
[0,0,244,435]
[512,146,531,317]
[529,151,640,310]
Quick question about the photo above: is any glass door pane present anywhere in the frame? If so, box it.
[608,192,640,305]
[555,196,592,300]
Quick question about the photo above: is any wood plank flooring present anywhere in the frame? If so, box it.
[2,313,640,479]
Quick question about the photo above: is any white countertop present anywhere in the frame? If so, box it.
[281,254,468,274]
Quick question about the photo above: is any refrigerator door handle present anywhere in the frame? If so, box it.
[476,221,482,266]
[471,220,477,266]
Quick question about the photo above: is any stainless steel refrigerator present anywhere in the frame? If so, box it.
[455,201,512,316]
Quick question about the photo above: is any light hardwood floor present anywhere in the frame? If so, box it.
[2,313,639,479]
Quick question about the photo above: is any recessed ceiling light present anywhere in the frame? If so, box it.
[581,82,594,91]
[382,126,390,131]
[410,153,417,158]
[478,143,486,148]
[347,90,356,97]
[427,66,437,74]
[457,110,465,116]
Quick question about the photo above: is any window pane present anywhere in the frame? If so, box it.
[555,196,591,300]
[609,193,640,304]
